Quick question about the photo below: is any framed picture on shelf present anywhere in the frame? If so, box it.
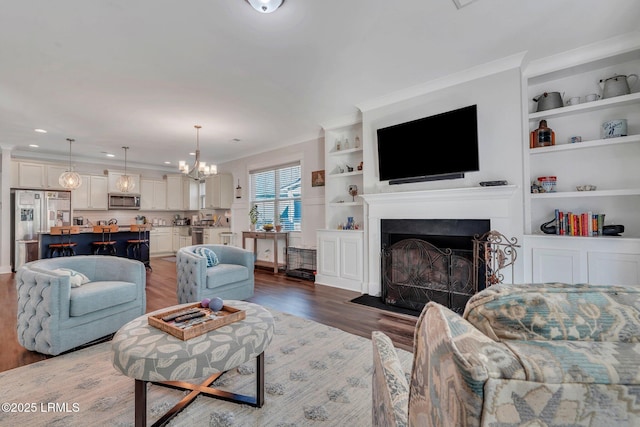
[312,170,325,187]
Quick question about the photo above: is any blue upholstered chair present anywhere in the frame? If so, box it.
[176,244,254,303]
[15,255,146,356]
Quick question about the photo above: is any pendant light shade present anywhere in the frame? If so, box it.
[59,138,82,190]
[115,146,135,192]
[245,0,284,14]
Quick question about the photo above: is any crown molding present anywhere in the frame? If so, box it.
[356,51,527,113]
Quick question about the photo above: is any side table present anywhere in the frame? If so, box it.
[242,231,289,273]
[111,301,274,427]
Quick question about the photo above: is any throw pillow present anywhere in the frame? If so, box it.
[193,246,219,267]
[52,268,91,288]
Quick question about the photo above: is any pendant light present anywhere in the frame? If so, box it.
[115,146,135,192]
[59,138,82,189]
[245,0,284,14]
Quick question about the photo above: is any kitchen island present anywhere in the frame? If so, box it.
[38,226,152,263]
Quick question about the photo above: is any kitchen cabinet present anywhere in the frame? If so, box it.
[13,161,70,189]
[172,226,192,252]
[183,177,200,211]
[166,174,183,210]
[203,227,231,245]
[140,179,167,210]
[204,174,233,209]
[150,227,172,256]
[72,175,108,210]
[46,165,70,189]
[522,38,640,285]
[315,229,364,292]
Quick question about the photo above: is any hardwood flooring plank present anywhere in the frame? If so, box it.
[0,257,415,373]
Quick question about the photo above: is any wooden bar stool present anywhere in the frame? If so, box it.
[48,226,80,257]
[127,224,151,270]
[92,224,119,255]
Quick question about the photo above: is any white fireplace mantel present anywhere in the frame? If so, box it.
[359,185,518,205]
[360,185,520,296]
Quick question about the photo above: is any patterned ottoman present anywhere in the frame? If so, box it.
[111,300,274,427]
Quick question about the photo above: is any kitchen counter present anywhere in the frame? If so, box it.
[38,228,150,259]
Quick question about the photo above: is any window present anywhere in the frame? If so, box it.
[250,163,301,232]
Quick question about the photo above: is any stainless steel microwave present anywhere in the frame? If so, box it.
[108,193,141,210]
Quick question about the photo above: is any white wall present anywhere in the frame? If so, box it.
[218,136,325,261]
[360,67,526,285]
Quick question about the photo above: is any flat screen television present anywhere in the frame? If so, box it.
[376,104,479,184]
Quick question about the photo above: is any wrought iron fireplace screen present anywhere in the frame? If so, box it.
[381,238,474,313]
[381,231,519,313]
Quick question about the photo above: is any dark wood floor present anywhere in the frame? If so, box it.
[0,257,416,373]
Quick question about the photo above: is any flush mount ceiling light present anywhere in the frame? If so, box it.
[245,0,284,13]
[179,125,217,181]
[59,138,82,189]
[115,146,136,192]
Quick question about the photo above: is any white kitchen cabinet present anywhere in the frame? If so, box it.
[165,174,183,210]
[16,162,46,188]
[315,229,364,292]
[150,227,172,256]
[172,226,192,252]
[183,177,200,211]
[46,165,69,189]
[140,179,167,210]
[71,175,108,210]
[204,174,233,209]
[14,161,67,189]
[107,171,141,194]
[202,227,231,245]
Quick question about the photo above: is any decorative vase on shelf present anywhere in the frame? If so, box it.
[250,223,256,231]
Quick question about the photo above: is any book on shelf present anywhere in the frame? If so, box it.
[554,209,605,236]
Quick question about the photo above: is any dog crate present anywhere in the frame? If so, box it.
[286,247,317,281]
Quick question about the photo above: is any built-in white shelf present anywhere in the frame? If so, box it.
[529,134,640,155]
[531,188,640,199]
[328,147,363,156]
[327,170,363,178]
[528,92,640,121]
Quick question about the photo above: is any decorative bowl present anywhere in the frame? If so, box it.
[576,185,597,191]
[262,224,274,231]
[537,176,557,192]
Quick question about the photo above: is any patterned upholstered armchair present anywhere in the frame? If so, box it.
[373,283,640,426]
[16,256,146,356]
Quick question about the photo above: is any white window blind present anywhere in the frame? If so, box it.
[250,163,301,232]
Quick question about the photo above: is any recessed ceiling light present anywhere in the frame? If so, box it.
[189,152,195,156]
[29,144,39,148]
[164,161,171,165]
[34,129,47,133]
[106,153,115,158]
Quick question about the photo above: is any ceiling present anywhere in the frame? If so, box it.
[1,0,639,171]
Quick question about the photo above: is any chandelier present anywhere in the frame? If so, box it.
[115,146,135,192]
[245,0,284,13]
[179,125,217,180]
[59,138,82,189]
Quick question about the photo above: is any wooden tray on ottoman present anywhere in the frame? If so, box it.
[148,303,246,340]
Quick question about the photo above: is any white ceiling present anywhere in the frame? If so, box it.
[1,0,639,171]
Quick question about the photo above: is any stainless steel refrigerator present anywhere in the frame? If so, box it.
[11,189,72,271]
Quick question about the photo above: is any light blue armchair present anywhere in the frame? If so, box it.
[176,244,254,303]
[16,255,146,356]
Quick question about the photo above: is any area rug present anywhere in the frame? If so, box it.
[0,309,413,426]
